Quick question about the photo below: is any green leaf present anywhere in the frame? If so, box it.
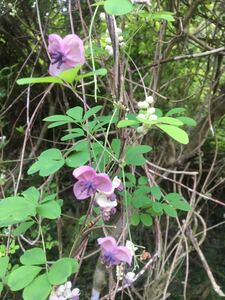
[43,115,73,123]
[83,105,103,121]
[131,214,140,226]
[157,117,183,126]
[156,124,189,144]
[152,202,163,213]
[138,176,148,185]
[0,256,9,279]
[76,68,107,80]
[66,107,83,122]
[164,193,183,202]
[37,201,61,219]
[151,11,175,22]
[8,266,41,291]
[23,274,51,300]
[140,214,153,226]
[150,186,161,200]
[0,196,37,227]
[163,204,177,217]
[61,131,84,141]
[13,221,35,236]
[177,117,197,126]
[20,248,46,265]
[28,149,64,177]
[125,145,152,166]
[117,119,139,128]
[111,138,121,159]
[22,187,39,204]
[47,258,76,285]
[165,107,186,116]
[65,151,90,168]
[17,65,82,85]
[47,121,70,129]
[104,0,133,16]
[170,199,192,211]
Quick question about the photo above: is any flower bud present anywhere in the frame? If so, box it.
[105,45,113,56]
[147,107,156,114]
[146,96,154,104]
[137,113,147,120]
[149,114,158,121]
[100,12,106,21]
[137,101,149,109]
[116,28,122,35]
[105,37,112,44]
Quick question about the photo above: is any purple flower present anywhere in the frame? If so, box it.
[48,34,85,76]
[97,236,132,266]
[73,166,113,200]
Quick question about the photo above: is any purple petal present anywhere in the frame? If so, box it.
[49,62,71,76]
[48,34,63,54]
[114,246,133,265]
[93,174,113,194]
[73,181,94,200]
[97,236,117,252]
[62,34,85,66]
[73,166,96,181]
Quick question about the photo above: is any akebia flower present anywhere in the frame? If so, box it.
[48,33,85,76]
[73,166,113,200]
[97,236,132,266]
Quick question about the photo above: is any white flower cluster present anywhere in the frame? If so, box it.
[136,96,157,134]
[49,281,80,300]
[99,13,125,56]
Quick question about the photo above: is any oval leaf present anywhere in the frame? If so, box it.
[20,248,46,265]
[23,274,51,300]
[104,0,134,16]
[8,266,41,291]
[156,124,189,144]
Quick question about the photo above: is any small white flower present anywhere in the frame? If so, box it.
[147,107,156,114]
[57,285,65,294]
[105,37,112,44]
[120,42,126,47]
[146,96,154,104]
[116,28,122,35]
[112,176,122,190]
[125,272,136,284]
[118,36,124,42]
[95,193,117,208]
[126,240,138,256]
[137,101,149,109]
[136,126,145,133]
[100,12,106,21]
[137,113,147,120]
[149,114,158,121]
[105,45,113,56]
[65,282,72,290]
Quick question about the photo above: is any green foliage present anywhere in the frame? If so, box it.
[23,274,51,300]
[20,248,46,266]
[0,196,37,227]
[0,256,9,279]
[8,266,42,291]
[27,149,64,177]
[125,145,152,166]
[104,0,134,16]
[17,67,107,85]
[47,258,78,285]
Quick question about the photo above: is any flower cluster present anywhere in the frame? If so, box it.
[98,236,132,266]
[48,34,85,76]
[49,281,80,300]
[73,166,123,220]
[136,96,158,134]
[99,13,125,56]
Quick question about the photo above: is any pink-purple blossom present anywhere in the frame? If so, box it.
[97,236,132,266]
[48,34,85,76]
[73,166,113,200]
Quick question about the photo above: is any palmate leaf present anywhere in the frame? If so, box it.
[17,66,107,85]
